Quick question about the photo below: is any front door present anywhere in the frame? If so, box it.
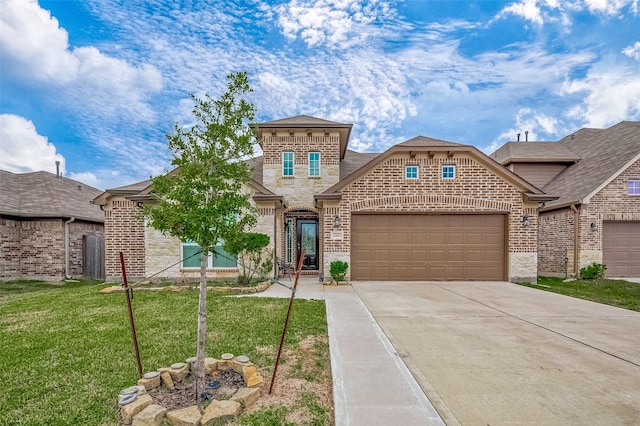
[297,220,319,270]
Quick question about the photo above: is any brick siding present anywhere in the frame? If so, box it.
[0,217,103,280]
[104,197,145,281]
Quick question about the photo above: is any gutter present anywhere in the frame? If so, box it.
[65,217,76,279]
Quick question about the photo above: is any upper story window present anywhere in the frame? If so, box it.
[282,152,294,176]
[629,179,640,195]
[309,152,321,177]
[405,165,419,179]
[442,165,456,179]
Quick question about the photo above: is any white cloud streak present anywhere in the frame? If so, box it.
[0,114,65,174]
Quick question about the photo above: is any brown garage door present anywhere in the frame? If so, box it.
[603,222,640,277]
[351,214,506,281]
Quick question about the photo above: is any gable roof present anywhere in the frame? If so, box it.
[255,114,353,159]
[0,170,104,222]
[491,142,580,165]
[317,136,549,202]
[541,121,640,210]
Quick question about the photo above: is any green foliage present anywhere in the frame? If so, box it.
[143,71,258,256]
[0,281,328,424]
[225,233,273,285]
[523,276,640,311]
[579,262,607,280]
[329,260,349,282]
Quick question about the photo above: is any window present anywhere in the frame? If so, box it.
[182,241,237,268]
[309,152,320,177]
[629,180,640,195]
[442,165,455,179]
[283,152,294,176]
[405,165,419,179]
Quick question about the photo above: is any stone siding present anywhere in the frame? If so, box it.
[104,197,145,282]
[325,152,538,282]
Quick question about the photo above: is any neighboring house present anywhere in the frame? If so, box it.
[0,170,105,280]
[96,115,554,283]
[491,121,640,278]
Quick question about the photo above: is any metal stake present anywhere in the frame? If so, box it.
[120,251,143,378]
[269,248,305,394]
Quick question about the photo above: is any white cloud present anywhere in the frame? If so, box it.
[563,67,640,127]
[0,114,66,174]
[67,172,100,188]
[484,108,562,153]
[274,0,394,48]
[496,0,546,26]
[0,0,162,121]
[622,41,640,60]
[582,0,638,15]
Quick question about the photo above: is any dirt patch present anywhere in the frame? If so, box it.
[147,370,246,412]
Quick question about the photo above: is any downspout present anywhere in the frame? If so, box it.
[64,217,76,279]
[273,206,279,279]
[570,205,579,277]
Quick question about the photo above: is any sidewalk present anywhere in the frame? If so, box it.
[251,277,444,426]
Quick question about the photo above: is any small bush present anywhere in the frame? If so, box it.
[580,262,607,280]
[330,260,349,282]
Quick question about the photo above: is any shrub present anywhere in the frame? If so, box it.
[330,260,349,282]
[580,262,607,280]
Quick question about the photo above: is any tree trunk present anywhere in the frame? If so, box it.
[195,249,208,403]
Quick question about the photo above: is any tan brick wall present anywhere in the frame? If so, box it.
[538,159,640,276]
[104,197,145,282]
[0,217,102,280]
[262,131,341,207]
[0,217,21,279]
[538,209,574,277]
[322,152,538,282]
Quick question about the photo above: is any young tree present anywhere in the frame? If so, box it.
[143,72,257,403]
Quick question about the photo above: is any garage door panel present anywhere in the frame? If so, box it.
[352,214,505,281]
[603,222,640,277]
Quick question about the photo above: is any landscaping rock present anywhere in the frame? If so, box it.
[137,375,161,390]
[246,372,264,388]
[132,404,167,426]
[204,358,218,374]
[200,400,241,425]
[134,385,147,395]
[169,364,189,382]
[121,394,153,424]
[231,387,261,409]
[241,365,257,383]
[166,405,202,426]
[161,372,175,390]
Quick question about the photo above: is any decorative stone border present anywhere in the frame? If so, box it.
[101,281,271,295]
[119,355,264,426]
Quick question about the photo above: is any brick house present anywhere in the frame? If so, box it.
[95,115,555,283]
[0,170,105,280]
[491,121,640,278]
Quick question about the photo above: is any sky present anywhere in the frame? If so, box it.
[1,0,639,191]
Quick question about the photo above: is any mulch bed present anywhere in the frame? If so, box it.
[147,369,246,411]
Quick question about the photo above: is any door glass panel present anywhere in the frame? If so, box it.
[301,223,317,255]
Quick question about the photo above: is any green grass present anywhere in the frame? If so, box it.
[0,280,330,425]
[520,277,640,311]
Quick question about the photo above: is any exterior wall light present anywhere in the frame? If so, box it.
[333,215,341,227]
[590,222,598,232]
[523,215,530,227]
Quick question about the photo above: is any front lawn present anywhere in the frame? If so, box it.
[520,277,640,311]
[0,280,332,425]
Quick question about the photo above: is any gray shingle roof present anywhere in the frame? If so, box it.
[491,142,580,165]
[0,170,104,222]
[340,149,379,179]
[257,115,351,127]
[542,121,640,209]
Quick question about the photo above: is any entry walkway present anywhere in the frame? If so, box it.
[250,277,444,426]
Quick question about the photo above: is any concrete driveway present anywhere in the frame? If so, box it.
[352,281,640,425]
